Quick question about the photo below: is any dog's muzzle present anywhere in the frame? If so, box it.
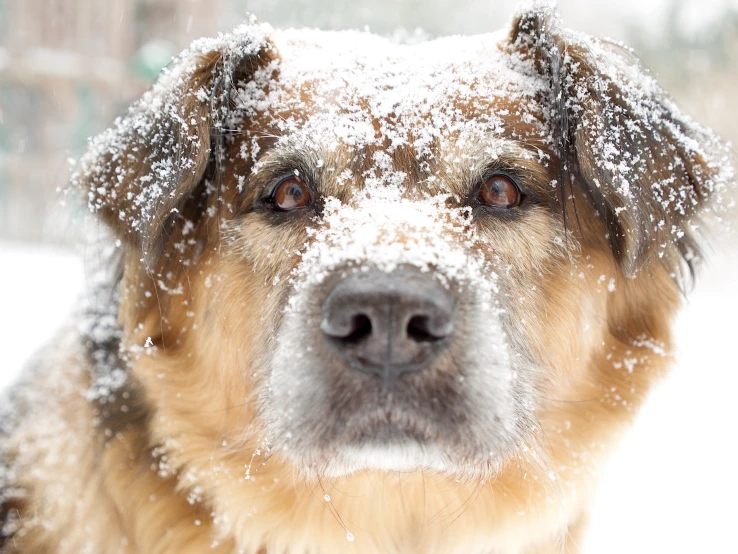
[320,269,455,386]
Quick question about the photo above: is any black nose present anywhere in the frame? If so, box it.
[320,270,454,385]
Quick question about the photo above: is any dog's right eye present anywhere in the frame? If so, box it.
[478,174,522,209]
[266,176,313,211]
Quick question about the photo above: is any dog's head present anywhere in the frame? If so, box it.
[74,6,733,482]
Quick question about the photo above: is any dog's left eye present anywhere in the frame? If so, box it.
[478,175,522,209]
[267,176,313,211]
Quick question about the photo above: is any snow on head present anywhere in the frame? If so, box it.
[68,7,735,288]
[238,28,550,165]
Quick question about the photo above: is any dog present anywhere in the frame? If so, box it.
[1,5,734,554]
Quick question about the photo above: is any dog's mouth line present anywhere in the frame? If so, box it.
[316,404,460,445]
[343,348,451,375]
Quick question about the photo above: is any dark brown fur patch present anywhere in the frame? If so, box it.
[0,496,25,552]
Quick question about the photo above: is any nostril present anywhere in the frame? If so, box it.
[323,312,373,343]
[344,314,372,343]
[407,315,444,343]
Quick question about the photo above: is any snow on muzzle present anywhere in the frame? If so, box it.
[264,193,524,474]
[288,193,502,302]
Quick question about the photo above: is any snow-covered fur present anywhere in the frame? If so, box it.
[1,5,734,554]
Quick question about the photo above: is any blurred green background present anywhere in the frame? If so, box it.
[1,0,736,245]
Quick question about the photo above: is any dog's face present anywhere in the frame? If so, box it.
[76,8,732,485]
[243,30,566,476]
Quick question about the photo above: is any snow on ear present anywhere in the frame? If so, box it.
[73,24,276,268]
[508,6,735,281]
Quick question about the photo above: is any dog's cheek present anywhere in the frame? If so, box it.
[475,208,568,272]
[474,209,614,395]
[131,244,299,437]
[510,250,614,396]
[196,219,311,369]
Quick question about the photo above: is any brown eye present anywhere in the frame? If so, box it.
[270,176,312,211]
[479,175,522,208]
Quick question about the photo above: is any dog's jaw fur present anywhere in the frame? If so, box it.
[1,5,735,554]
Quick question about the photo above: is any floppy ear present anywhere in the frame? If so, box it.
[73,25,277,270]
[508,6,734,279]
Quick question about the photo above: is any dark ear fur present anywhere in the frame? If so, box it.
[74,27,276,270]
[509,6,734,280]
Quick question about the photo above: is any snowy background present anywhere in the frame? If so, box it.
[1,0,737,552]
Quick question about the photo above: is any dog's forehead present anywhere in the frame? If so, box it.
[237,28,551,180]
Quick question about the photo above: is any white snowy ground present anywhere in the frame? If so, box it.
[0,239,736,552]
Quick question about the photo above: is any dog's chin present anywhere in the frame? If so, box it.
[283,442,441,478]
[279,434,504,480]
